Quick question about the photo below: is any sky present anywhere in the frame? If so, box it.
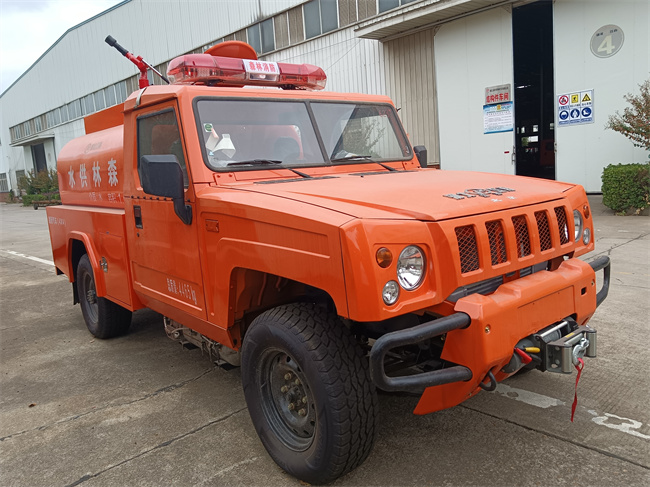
[0,0,123,94]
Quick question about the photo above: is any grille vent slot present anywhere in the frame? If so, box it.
[512,215,531,257]
[455,225,480,274]
[486,220,507,265]
[535,211,552,251]
[555,206,569,244]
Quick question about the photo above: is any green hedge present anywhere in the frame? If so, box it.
[22,192,61,207]
[601,163,650,214]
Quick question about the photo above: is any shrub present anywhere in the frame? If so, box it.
[18,169,59,195]
[606,79,650,154]
[18,169,59,206]
[601,163,650,214]
[21,194,35,206]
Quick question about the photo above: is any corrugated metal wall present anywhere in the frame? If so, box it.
[384,29,440,162]
[263,27,386,96]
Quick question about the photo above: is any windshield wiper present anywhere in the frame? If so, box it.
[227,159,283,166]
[330,155,397,172]
[330,155,373,163]
[225,159,312,178]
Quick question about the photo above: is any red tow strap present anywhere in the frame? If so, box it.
[570,357,585,422]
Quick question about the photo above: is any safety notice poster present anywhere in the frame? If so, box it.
[483,102,514,134]
[557,90,594,126]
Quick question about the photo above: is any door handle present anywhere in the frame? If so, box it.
[134,205,143,229]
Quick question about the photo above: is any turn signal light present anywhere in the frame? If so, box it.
[376,247,393,268]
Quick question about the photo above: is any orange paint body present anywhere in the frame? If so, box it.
[47,81,600,415]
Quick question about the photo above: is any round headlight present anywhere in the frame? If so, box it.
[573,210,583,242]
[583,227,591,245]
[382,280,399,305]
[397,245,425,290]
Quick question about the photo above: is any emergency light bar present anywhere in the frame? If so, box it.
[166,54,327,90]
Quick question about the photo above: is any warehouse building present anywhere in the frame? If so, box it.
[1,0,647,198]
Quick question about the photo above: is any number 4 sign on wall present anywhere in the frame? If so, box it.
[590,25,624,58]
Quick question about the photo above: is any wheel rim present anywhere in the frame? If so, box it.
[81,271,98,323]
[259,349,316,451]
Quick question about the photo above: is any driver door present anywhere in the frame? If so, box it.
[125,103,206,320]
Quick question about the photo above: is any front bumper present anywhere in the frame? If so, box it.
[369,255,611,414]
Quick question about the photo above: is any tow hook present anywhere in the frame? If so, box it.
[478,370,497,391]
[572,337,590,366]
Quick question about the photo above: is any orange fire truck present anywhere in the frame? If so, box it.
[46,38,610,484]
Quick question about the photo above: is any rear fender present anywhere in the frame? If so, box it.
[68,232,107,297]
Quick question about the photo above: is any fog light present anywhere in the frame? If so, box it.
[382,281,399,305]
[583,228,591,245]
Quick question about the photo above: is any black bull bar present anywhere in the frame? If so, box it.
[369,255,611,392]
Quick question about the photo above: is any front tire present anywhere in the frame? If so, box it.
[76,254,131,338]
[241,303,378,484]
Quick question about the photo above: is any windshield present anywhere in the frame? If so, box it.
[194,99,411,170]
[310,103,410,161]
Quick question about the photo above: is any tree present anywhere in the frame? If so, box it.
[606,79,650,153]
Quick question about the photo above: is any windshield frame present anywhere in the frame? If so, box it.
[191,96,413,172]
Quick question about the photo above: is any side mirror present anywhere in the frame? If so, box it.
[413,146,427,168]
[140,155,192,225]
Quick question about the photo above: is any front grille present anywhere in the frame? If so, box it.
[535,211,552,251]
[486,220,507,265]
[452,203,571,275]
[455,226,480,273]
[555,206,569,244]
[512,215,531,257]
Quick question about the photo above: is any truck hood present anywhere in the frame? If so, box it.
[231,169,575,221]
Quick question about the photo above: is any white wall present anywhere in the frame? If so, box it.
[434,6,515,174]
[554,0,649,192]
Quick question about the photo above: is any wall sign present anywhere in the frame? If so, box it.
[485,84,511,105]
[484,102,514,134]
[590,25,624,58]
[558,89,594,126]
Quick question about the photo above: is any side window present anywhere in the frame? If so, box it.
[137,109,189,187]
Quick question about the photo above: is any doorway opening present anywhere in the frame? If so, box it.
[31,143,47,173]
[513,1,555,179]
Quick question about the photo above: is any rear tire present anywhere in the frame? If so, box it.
[76,254,131,338]
[241,303,378,484]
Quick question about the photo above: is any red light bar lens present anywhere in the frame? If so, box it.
[277,63,326,91]
[167,54,246,84]
[166,54,326,90]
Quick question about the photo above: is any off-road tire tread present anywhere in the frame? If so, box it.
[243,302,378,484]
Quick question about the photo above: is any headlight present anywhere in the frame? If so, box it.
[397,245,425,290]
[573,210,583,242]
[382,281,399,305]
[583,227,591,245]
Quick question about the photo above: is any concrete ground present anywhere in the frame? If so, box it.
[0,196,648,487]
